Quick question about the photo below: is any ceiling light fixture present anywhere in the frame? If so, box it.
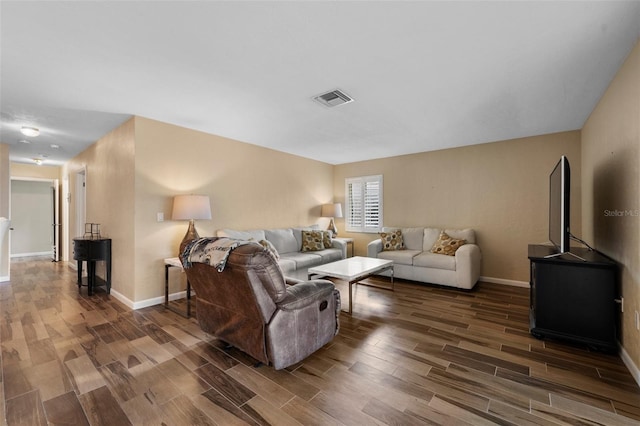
[21,126,40,137]
[33,158,43,165]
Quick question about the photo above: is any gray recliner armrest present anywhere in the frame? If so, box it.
[277,280,335,310]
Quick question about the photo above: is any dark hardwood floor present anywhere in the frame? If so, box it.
[1,256,639,425]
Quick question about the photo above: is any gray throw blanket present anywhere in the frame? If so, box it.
[181,237,256,272]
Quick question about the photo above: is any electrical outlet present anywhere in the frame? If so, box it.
[157,212,164,222]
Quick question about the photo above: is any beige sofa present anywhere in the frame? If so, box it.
[217,226,346,276]
[367,227,481,289]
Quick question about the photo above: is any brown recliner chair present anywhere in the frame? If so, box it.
[180,240,340,370]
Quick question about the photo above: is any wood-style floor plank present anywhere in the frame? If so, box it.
[2,257,639,425]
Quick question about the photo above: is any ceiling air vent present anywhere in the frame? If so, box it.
[313,89,354,108]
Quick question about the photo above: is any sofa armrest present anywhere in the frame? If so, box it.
[367,239,383,258]
[331,238,347,259]
[455,244,482,289]
[277,280,336,311]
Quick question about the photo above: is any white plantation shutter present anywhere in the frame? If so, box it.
[345,175,383,232]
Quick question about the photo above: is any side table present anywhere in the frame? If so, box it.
[73,237,112,295]
[164,257,191,318]
[333,237,354,257]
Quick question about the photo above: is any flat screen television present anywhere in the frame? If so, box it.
[549,155,570,254]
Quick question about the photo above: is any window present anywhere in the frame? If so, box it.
[345,175,383,233]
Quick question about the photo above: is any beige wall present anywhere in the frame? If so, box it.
[63,118,136,300]
[0,145,9,219]
[334,131,582,283]
[582,40,639,370]
[132,117,334,302]
[11,163,61,180]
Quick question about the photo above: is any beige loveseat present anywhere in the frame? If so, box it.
[367,227,481,289]
[217,226,346,277]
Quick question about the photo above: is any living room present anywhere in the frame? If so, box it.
[0,1,639,424]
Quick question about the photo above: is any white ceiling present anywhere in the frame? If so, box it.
[1,1,639,166]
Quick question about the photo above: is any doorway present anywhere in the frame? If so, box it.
[10,178,60,260]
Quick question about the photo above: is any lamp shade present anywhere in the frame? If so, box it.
[321,203,343,218]
[172,195,212,221]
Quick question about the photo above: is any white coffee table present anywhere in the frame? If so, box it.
[308,256,394,314]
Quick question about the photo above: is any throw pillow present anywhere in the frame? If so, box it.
[258,239,280,260]
[380,230,404,251]
[322,230,333,248]
[301,230,325,252]
[430,231,466,256]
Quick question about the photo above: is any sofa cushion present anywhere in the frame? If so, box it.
[308,248,342,263]
[292,225,321,249]
[280,252,324,269]
[277,258,297,274]
[377,249,421,266]
[380,230,405,251]
[430,231,466,256]
[301,230,325,252]
[422,228,442,251]
[413,252,456,271]
[218,228,266,241]
[265,228,299,254]
[322,231,333,248]
[400,227,425,251]
[446,228,476,244]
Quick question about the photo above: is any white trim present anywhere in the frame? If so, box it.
[108,289,135,309]
[480,276,529,288]
[110,289,193,311]
[9,176,54,183]
[11,251,53,258]
[0,275,9,282]
[619,343,640,387]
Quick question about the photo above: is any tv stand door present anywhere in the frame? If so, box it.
[528,244,617,352]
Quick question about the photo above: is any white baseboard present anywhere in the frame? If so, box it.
[108,289,135,309]
[480,276,529,288]
[0,274,9,282]
[110,289,192,311]
[619,343,640,387]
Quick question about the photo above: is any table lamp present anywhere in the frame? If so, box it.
[321,203,343,236]
[172,195,212,244]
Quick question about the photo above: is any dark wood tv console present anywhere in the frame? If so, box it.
[528,244,618,352]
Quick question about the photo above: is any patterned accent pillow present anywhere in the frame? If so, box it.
[301,230,325,252]
[258,239,280,260]
[430,231,466,256]
[322,230,333,248]
[380,230,404,251]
